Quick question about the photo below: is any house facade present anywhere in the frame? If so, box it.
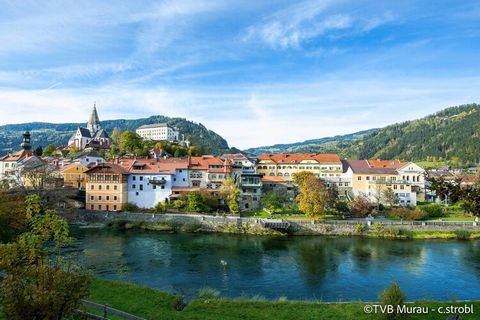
[343,159,424,206]
[61,163,89,189]
[85,163,129,211]
[256,153,343,181]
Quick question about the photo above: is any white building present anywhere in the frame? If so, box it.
[68,105,110,150]
[118,158,189,208]
[136,123,180,142]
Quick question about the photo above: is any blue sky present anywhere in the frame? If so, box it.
[0,0,479,149]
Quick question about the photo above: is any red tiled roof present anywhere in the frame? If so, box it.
[85,163,129,175]
[343,159,404,174]
[258,153,341,164]
[117,157,189,174]
[261,176,288,182]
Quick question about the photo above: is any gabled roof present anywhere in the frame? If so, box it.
[78,127,92,137]
[117,157,189,174]
[1,148,34,162]
[262,176,288,183]
[92,129,110,139]
[343,159,405,174]
[258,153,341,164]
[189,155,232,173]
[85,163,129,175]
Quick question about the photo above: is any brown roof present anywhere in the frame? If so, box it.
[258,153,341,164]
[118,157,189,174]
[189,155,232,173]
[1,149,34,162]
[343,159,400,174]
[85,163,129,175]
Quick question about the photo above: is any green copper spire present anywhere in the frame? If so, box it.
[20,131,32,150]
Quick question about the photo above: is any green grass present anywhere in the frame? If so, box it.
[1,279,480,319]
[83,279,480,320]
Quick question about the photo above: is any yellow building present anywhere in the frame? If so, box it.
[60,163,89,189]
[85,163,129,211]
[256,153,343,181]
[343,159,424,206]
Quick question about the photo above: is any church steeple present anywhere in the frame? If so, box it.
[87,103,101,134]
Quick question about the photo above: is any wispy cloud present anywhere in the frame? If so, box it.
[242,0,396,50]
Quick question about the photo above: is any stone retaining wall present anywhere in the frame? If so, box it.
[65,210,480,236]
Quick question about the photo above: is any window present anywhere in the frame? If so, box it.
[98,205,102,210]
[97,175,103,181]
[90,196,94,201]
[358,176,362,181]
[106,196,110,201]
[114,185,118,191]
[91,185,94,190]
[132,184,136,189]
[114,205,117,210]
[132,176,136,181]
[105,175,111,181]
[140,176,144,181]
[98,196,102,201]
[106,185,110,190]
[98,185,102,190]
[90,205,94,210]
[140,185,143,191]
[114,196,117,201]
[366,176,370,180]
[136,192,139,196]
[153,185,156,189]
[161,186,165,189]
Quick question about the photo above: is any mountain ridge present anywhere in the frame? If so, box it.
[0,115,235,155]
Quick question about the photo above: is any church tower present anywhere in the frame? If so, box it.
[87,103,101,135]
[20,131,32,150]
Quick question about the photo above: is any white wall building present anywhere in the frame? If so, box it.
[136,123,180,142]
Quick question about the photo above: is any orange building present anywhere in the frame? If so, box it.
[85,163,129,211]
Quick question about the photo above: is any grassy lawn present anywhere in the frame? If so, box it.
[82,279,480,320]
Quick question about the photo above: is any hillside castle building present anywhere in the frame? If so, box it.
[68,105,110,150]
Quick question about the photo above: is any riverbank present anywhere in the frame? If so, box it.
[66,210,480,240]
[83,279,480,319]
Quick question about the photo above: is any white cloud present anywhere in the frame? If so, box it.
[243,0,396,49]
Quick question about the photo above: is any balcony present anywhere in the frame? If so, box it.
[149,177,167,186]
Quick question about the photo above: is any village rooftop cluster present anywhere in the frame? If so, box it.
[0,106,475,213]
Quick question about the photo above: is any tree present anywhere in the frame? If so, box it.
[261,191,286,212]
[34,146,43,156]
[67,145,79,156]
[383,189,399,208]
[187,191,209,212]
[0,192,27,243]
[120,131,143,154]
[351,194,374,217]
[292,171,315,188]
[296,175,327,219]
[42,144,57,157]
[220,177,240,213]
[379,282,406,320]
[0,195,90,320]
[111,127,122,145]
[462,184,480,216]
[426,176,462,204]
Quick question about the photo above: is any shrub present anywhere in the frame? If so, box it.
[154,202,168,213]
[391,208,426,221]
[355,223,367,234]
[351,195,374,217]
[371,222,384,233]
[454,230,471,240]
[419,204,445,219]
[124,203,139,212]
[379,282,406,320]
[382,226,401,237]
[172,199,186,210]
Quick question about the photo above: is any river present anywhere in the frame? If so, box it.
[70,227,480,301]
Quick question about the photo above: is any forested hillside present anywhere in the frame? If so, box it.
[343,104,480,166]
[0,116,235,155]
[244,129,377,155]
[246,103,480,167]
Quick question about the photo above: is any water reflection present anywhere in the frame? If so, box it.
[70,227,480,301]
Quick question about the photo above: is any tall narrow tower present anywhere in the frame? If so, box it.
[20,131,32,150]
[87,103,101,135]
